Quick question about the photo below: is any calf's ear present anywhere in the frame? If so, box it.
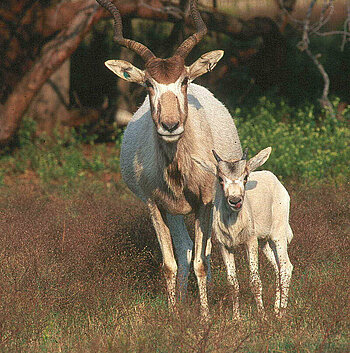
[247,147,272,173]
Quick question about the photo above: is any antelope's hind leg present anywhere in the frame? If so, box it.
[166,213,193,300]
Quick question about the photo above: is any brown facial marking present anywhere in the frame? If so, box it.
[220,160,247,180]
[145,56,185,84]
[159,91,181,125]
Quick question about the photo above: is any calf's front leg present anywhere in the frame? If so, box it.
[194,205,212,318]
[220,244,240,320]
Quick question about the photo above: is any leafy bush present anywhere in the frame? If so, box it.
[235,97,350,184]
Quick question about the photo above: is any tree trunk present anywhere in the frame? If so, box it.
[26,59,70,135]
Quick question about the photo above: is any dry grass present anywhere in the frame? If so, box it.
[0,182,349,352]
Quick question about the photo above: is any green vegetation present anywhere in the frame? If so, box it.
[1,98,348,188]
[0,118,122,189]
[235,97,350,184]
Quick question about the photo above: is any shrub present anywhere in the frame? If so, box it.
[235,97,350,184]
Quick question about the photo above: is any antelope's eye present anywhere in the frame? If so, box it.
[218,176,223,184]
[182,77,189,86]
[145,80,153,88]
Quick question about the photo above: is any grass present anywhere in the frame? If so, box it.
[0,181,348,352]
[235,98,350,184]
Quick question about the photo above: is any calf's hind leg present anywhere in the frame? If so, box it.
[261,240,281,315]
[246,238,266,318]
[269,237,293,318]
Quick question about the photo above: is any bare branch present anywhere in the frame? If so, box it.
[313,30,350,37]
[279,0,350,114]
[304,49,332,111]
[310,0,334,32]
[341,0,350,51]
[139,1,184,20]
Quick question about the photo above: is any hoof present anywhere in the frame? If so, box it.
[275,308,287,320]
[232,311,241,322]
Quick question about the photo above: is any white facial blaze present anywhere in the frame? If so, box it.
[222,176,245,199]
[150,78,186,116]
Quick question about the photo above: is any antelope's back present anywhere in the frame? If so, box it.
[187,84,242,161]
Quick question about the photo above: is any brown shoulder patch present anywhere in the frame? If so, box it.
[145,56,185,84]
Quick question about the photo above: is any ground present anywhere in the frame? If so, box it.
[0,180,348,352]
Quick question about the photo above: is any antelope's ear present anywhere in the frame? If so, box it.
[105,60,145,84]
[191,155,216,176]
[247,147,272,173]
[187,50,224,82]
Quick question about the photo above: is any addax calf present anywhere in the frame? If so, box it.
[193,147,293,319]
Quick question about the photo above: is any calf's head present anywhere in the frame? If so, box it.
[193,147,272,212]
[97,0,223,142]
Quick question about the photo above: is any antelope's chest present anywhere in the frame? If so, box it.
[153,189,193,214]
[152,170,213,215]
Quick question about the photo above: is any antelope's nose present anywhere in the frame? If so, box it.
[228,196,242,207]
[161,121,179,133]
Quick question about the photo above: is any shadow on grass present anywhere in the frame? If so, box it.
[0,183,348,352]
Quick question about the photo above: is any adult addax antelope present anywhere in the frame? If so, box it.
[96,0,242,316]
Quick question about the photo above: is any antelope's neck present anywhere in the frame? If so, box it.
[152,112,215,213]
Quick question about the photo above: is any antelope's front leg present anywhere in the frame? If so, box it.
[220,244,240,320]
[246,238,265,318]
[147,202,178,311]
[194,205,212,318]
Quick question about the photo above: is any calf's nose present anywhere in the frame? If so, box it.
[228,196,242,206]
